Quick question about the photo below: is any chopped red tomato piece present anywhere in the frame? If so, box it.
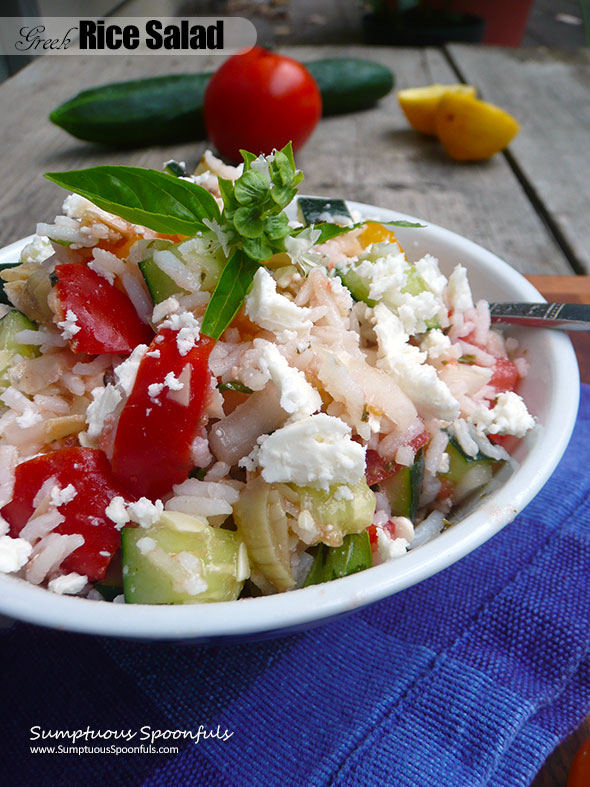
[54,264,153,355]
[111,329,215,500]
[489,357,519,393]
[1,447,133,581]
[365,430,430,486]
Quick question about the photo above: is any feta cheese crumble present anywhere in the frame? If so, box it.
[255,413,366,490]
[447,265,474,313]
[469,391,535,438]
[377,528,410,561]
[160,311,202,356]
[50,483,77,508]
[0,535,33,573]
[127,498,164,528]
[136,536,157,555]
[105,496,130,530]
[373,304,459,422]
[19,235,54,264]
[48,572,88,595]
[57,310,81,341]
[255,340,321,422]
[114,344,149,396]
[245,267,313,335]
[85,384,122,440]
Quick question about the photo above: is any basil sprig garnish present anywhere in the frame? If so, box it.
[201,142,304,338]
[44,165,220,236]
[45,144,425,343]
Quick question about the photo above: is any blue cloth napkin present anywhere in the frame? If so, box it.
[3,386,590,787]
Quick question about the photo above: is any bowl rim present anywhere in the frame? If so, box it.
[0,201,580,640]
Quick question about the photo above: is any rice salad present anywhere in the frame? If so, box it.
[0,146,535,604]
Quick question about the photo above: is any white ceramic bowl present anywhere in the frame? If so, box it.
[0,201,579,641]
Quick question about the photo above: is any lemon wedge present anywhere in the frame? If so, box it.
[435,93,520,161]
[398,84,477,135]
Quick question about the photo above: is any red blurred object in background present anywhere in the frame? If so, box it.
[204,47,322,163]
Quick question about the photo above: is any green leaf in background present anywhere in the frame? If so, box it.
[44,166,221,236]
[201,249,260,340]
[303,531,372,587]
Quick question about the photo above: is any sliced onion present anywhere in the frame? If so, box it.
[209,382,288,465]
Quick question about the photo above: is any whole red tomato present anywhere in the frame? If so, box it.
[204,47,322,162]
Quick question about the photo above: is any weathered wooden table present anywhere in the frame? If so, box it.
[0,44,588,785]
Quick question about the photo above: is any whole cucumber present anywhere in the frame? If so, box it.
[306,58,394,116]
[50,73,211,146]
[49,58,394,147]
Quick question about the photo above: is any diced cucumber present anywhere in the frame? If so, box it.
[0,310,39,355]
[287,478,376,540]
[138,236,226,305]
[338,256,440,329]
[380,448,425,522]
[297,197,352,226]
[303,531,372,587]
[139,257,184,304]
[94,550,123,601]
[0,310,40,389]
[338,268,376,307]
[441,436,499,502]
[121,519,248,604]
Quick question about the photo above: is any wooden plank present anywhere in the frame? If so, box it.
[447,45,590,273]
[0,45,571,277]
[282,45,570,275]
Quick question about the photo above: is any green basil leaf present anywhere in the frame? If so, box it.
[233,206,264,238]
[271,150,293,186]
[264,213,290,241]
[234,170,270,206]
[279,140,296,171]
[292,221,363,245]
[242,235,273,262]
[44,166,220,236]
[218,380,254,394]
[303,531,372,587]
[218,177,239,213]
[270,183,298,209]
[201,249,259,340]
[384,220,426,228]
[239,150,257,171]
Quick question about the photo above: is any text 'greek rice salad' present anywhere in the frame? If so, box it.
[0,145,535,603]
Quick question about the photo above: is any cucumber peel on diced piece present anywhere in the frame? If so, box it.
[441,436,499,503]
[121,512,249,604]
[139,257,184,304]
[380,448,425,522]
[303,531,372,587]
[0,310,40,389]
[139,239,226,306]
[297,197,353,226]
